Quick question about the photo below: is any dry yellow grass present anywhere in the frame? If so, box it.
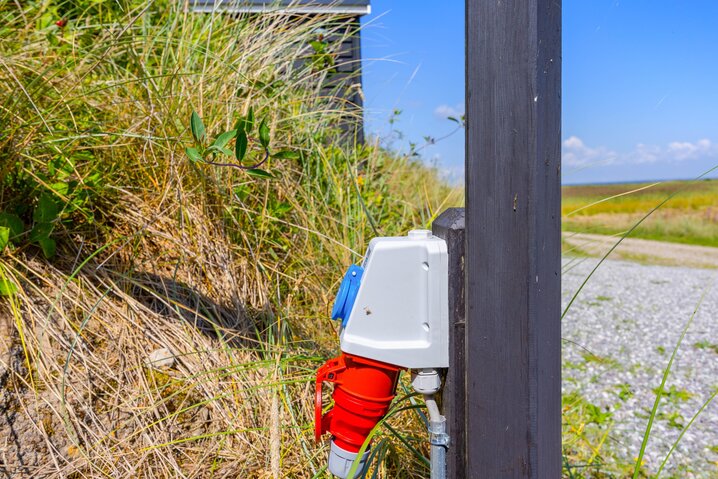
[562,179,718,247]
[0,2,459,477]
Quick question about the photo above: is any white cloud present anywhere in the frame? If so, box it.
[433,103,463,120]
[562,136,617,167]
[438,164,464,186]
[667,139,713,161]
[631,143,662,164]
[563,136,718,168]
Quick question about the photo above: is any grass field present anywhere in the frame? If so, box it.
[562,179,718,247]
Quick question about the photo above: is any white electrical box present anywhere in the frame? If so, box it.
[338,230,448,369]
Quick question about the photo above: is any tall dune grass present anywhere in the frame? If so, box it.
[0,2,458,477]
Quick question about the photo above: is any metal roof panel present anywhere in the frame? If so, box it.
[191,1,371,15]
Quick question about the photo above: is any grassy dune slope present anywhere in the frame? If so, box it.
[0,2,459,477]
[563,179,718,247]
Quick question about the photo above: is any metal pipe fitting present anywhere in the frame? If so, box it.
[424,395,448,479]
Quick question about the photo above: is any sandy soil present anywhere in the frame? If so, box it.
[563,232,718,269]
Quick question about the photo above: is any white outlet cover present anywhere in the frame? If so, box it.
[339,230,448,369]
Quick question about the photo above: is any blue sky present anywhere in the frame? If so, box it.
[360,1,718,185]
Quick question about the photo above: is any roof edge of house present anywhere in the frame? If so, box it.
[192,5,371,16]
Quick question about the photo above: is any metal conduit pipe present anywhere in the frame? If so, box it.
[424,395,448,479]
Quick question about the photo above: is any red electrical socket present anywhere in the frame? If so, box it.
[315,353,403,452]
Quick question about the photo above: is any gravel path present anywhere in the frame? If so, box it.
[563,232,718,269]
[562,255,718,477]
[563,232,718,268]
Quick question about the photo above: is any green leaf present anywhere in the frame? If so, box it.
[38,237,56,258]
[272,150,300,160]
[235,107,255,134]
[0,227,9,251]
[205,145,233,156]
[310,40,326,53]
[233,185,250,201]
[46,31,59,46]
[447,116,460,124]
[272,202,292,216]
[85,173,101,187]
[29,222,53,242]
[259,119,270,149]
[245,168,274,179]
[190,111,206,144]
[34,193,59,223]
[0,213,23,239]
[185,147,203,162]
[235,130,248,161]
[50,181,69,196]
[48,158,57,176]
[213,130,237,149]
[246,107,255,132]
[0,279,17,296]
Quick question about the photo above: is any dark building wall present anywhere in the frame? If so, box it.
[191,1,367,143]
[317,16,364,143]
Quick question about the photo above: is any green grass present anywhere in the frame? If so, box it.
[693,340,718,354]
[0,2,459,477]
[562,179,718,247]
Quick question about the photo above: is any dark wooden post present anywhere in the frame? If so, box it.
[465,0,562,477]
[432,208,466,478]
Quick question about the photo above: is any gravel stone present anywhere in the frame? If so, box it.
[147,347,175,370]
[562,256,718,476]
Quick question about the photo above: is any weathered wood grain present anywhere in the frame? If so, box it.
[465,0,562,476]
